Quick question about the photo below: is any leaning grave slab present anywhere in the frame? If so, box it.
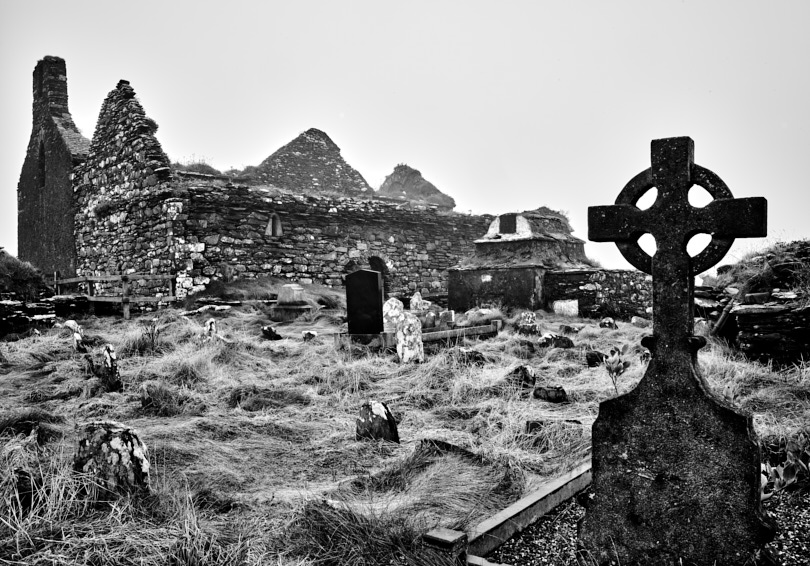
[578,137,775,565]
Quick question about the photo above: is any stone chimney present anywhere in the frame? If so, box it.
[33,56,70,117]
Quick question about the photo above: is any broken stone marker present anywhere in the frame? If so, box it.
[598,317,618,330]
[585,350,608,367]
[356,400,399,443]
[630,315,651,328]
[579,137,773,564]
[396,312,424,363]
[346,269,384,335]
[73,420,150,495]
[261,325,282,340]
[101,344,122,393]
[537,332,574,349]
[507,365,536,389]
[533,385,568,403]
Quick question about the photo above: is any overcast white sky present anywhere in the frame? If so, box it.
[1,0,808,271]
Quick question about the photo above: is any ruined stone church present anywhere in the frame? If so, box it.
[17,56,650,315]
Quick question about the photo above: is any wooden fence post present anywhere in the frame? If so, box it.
[121,275,130,320]
[87,277,95,315]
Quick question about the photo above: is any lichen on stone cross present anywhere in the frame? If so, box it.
[578,137,773,565]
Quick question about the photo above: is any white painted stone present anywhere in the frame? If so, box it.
[553,299,579,317]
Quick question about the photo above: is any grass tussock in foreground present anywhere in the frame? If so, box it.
[0,285,808,564]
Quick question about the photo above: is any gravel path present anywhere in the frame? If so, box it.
[487,489,809,566]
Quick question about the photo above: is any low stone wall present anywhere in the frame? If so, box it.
[544,269,652,318]
[733,304,810,364]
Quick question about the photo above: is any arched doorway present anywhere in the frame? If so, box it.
[368,256,390,299]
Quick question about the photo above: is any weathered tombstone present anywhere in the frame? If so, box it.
[383,297,405,333]
[346,269,384,335]
[579,137,773,564]
[396,312,424,363]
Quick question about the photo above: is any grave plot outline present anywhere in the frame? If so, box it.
[578,137,774,565]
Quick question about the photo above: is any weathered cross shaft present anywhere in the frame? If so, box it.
[577,137,774,565]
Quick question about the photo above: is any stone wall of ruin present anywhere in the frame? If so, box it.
[544,269,652,318]
[73,80,178,297]
[173,183,492,297]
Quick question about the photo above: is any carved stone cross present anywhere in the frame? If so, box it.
[578,137,775,565]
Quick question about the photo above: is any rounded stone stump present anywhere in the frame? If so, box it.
[356,400,399,443]
[73,420,150,495]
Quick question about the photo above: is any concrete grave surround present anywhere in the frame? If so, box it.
[346,269,384,335]
[579,137,773,565]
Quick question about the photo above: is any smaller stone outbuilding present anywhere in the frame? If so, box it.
[448,208,651,317]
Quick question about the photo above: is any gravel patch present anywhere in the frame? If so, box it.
[486,489,809,566]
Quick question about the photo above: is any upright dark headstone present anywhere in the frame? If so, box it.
[578,137,774,565]
[346,269,384,335]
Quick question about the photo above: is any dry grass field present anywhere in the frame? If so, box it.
[0,279,808,565]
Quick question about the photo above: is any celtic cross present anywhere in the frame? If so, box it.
[589,137,766,367]
[579,137,773,564]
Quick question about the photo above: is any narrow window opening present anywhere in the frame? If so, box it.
[265,213,283,237]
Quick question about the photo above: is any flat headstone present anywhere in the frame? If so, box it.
[346,269,384,335]
[579,137,773,564]
[396,312,424,363]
